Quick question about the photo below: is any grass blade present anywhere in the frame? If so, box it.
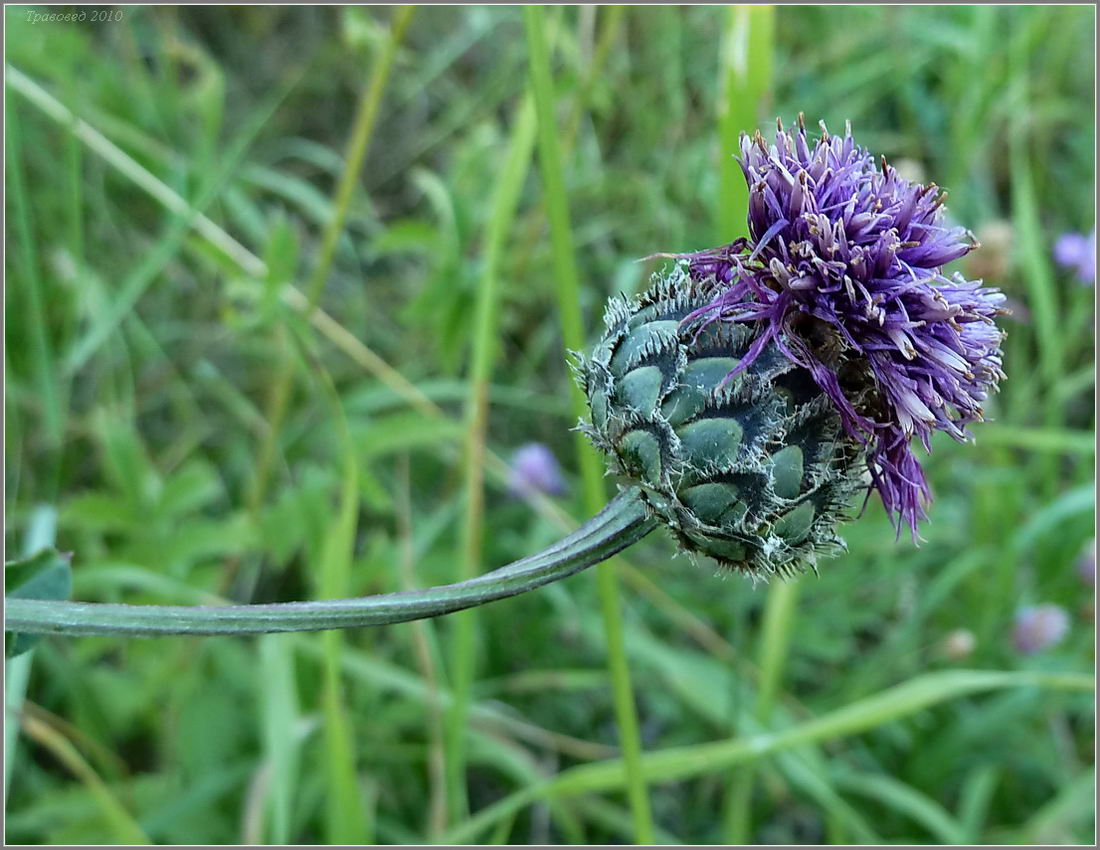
[5,65,431,421]
[306,343,372,844]
[832,769,969,844]
[305,5,415,308]
[443,669,1092,843]
[248,5,414,517]
[715,6,778,842]
[18,713,150,843]
[723,578,798,843]
[4,506,58,804]
[5,65,265,279]
[446,92,538,824]
[4,63,566,519]
[1018,766,1096,844]
[258,634,301,844]
[1009,31,1062,391]
[525,5,655,841]
[717,5,775,242]
[957,764,999,843]
[5,94,63,450]
[394,456,447,839]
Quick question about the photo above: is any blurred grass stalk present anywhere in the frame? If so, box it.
[724,580,798,843]
[312,356,373,844]
[525,5,656,843]
[7,509,150,841]
[4,63,560,520]
[248,8,413,843]
[447,92,537,824]
[563,5,624,151]
[394,455,448,840]
[716,5,778,844]
[5,84,59,806]
[441,669,1091,842]
[247,4,415,515]
[6,92,65,463]
[4,507,59,803]
[17,712,150,844]
[258,634,301,844]
[1008,20,1062,393]
[717,5,774,243]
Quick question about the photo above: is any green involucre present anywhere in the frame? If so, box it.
[577,267,865,578]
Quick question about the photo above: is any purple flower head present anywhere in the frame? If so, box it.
[508,443,568,499]
[1053,230,1095,286]
[678,117,1007,536]
[1012,604,1070,655]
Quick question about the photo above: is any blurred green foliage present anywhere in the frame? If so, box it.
[4,4,1095,844]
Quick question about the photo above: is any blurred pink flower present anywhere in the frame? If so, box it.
[508,443,568,498]
[1012,604,1070,654]
[1053,230,1095,286]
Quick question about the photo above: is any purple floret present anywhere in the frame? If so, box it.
[680,117,1007,536]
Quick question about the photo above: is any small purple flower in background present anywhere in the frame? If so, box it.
[679,117,1007,537]
[508,443,568,498]
[1076,539,1095,589]
[1053,230,1095,286]
[1012,604,1070,655]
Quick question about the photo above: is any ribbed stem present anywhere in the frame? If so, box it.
[5,490,655,638]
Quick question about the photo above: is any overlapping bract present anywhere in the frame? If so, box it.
[578,272,862,578]
[683,118,1007,535]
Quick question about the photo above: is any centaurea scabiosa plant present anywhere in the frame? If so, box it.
[5,117,1006,645]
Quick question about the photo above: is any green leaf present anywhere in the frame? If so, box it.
[61,491,136,533]
[156,460,223,519]
[352,412,464,460]
[261,213,300,321]
[831,768,969,844]
[368,217,441,257]
[5,549,73,657]
[441,669,1093,844]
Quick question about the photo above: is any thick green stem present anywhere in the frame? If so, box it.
[5,490,655,638]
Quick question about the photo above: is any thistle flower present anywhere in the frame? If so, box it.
[1,119,1014,641]
[1012,604,1070,655]
[679,117,1007,535]
[508,443,568,498]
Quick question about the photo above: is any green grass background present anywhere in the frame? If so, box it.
[4,4,1096,845]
